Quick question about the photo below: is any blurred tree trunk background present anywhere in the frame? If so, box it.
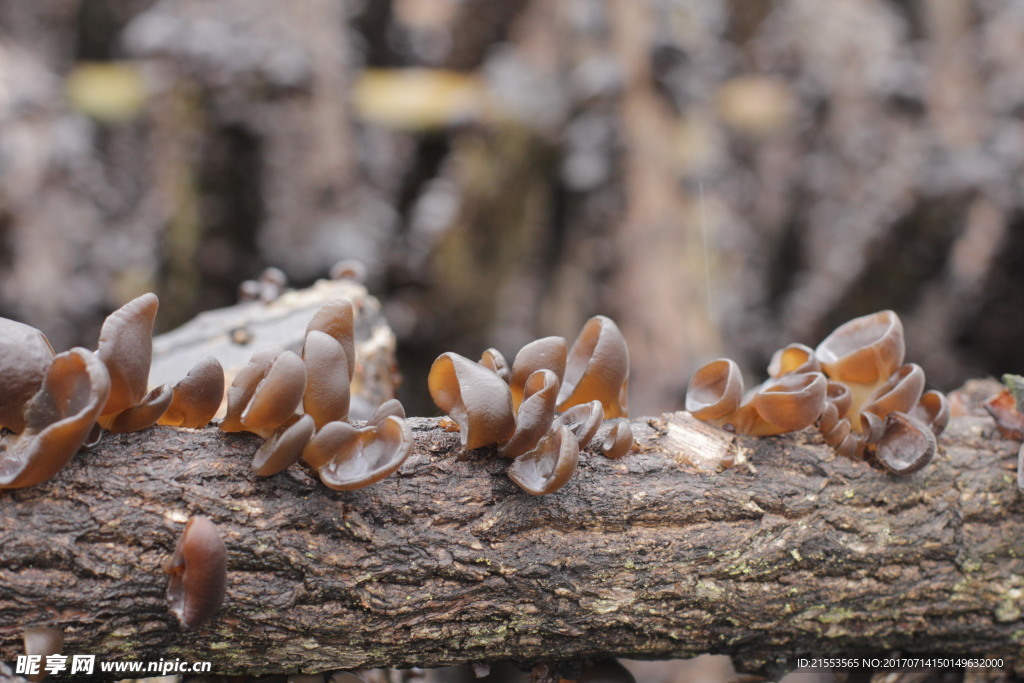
[2,0,1024,417]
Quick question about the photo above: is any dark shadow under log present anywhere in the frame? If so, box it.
[0,413,1022,677]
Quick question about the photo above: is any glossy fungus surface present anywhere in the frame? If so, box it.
[815,309,904,385]
[164,516,227,629]
[748,372,827,436]
[509,336,567,410]
[100,383,173,433]
[557,315,629,418]
[302,330,350,428]
[874,412,936,475]
[507,425,580,495]
[252,415,316,476]
[220,346,284,432]
[366,398,406,427]
[304,415,413,490]
[160,357,225,428]
[306,299,356,381]
[767,343,820,378]
[914,389,950,436]
[22,627,64,683]
[428,352,516,450]
[0,318,55,432]
[96,293,159,416]
[601,419,634,459]
[240,350,306,436]
[686,310,949,476]
[479,348,510,383]
[685,359,743,421]
[500,369,559,459]
[0,348,111,489]
[555,399,605,449]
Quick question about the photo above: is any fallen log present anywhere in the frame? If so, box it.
[0,412,1022,677]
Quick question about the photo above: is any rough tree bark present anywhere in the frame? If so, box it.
[0,412,1022,678]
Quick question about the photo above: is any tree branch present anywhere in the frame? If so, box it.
[1,413,1022,677]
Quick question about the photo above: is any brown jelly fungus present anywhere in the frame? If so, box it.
[164,516,227,629]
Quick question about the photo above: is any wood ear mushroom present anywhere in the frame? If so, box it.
[507,425,580,496]
[164,516,227,630]
[428,352,516,450]
[302,330,351,429]
[0,348,111,489]
[95,293,173,431]
[159,356,225,429]
[499,369,559,459]
[303,415,413,490]
[22,627,64,683]
[557,315,629,419]
[0,318,55,433]
[430,315,634,495]
[252,414,316,477]
[220,347,306,437]
[686,310,948,476]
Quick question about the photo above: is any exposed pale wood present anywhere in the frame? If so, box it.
[149,278,399,420]
[1,413,1022,677]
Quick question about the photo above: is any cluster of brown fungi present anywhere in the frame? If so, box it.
[220,298,413,490]
[0,294,231,629]
[0,292,413,633]
[0,292,224,489]
[686,310,950,474]
[2,300,982,679]
[428,315,634,495]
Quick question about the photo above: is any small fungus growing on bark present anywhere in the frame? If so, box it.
[815,309,905,385]
[22,626,64,683]
[0,318,55,433]
[428,352,516,450]
[302,330,351,429]
[685,358,744,422]
[96,293,159,416]
[557,315,629,418]
[767,342,820,378]
[365,398,406,427]
[159,356,225,429]
[240,351,307,437]
[94,293,173,432]
[509,336,567,410]
[303,415,413,490]
[499,369,559,459]
[252,414,316,477]
[220,347,306,437]
[507,424,580,496]
[479,347,511,383]
[685,362,826,436]
[164,516,227,630]
[874,412,937,475]
[217,298,411,488]
[0,348,111,489]
[601,419,634,459]
[554,399,605,449]
[306,298,356,382]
